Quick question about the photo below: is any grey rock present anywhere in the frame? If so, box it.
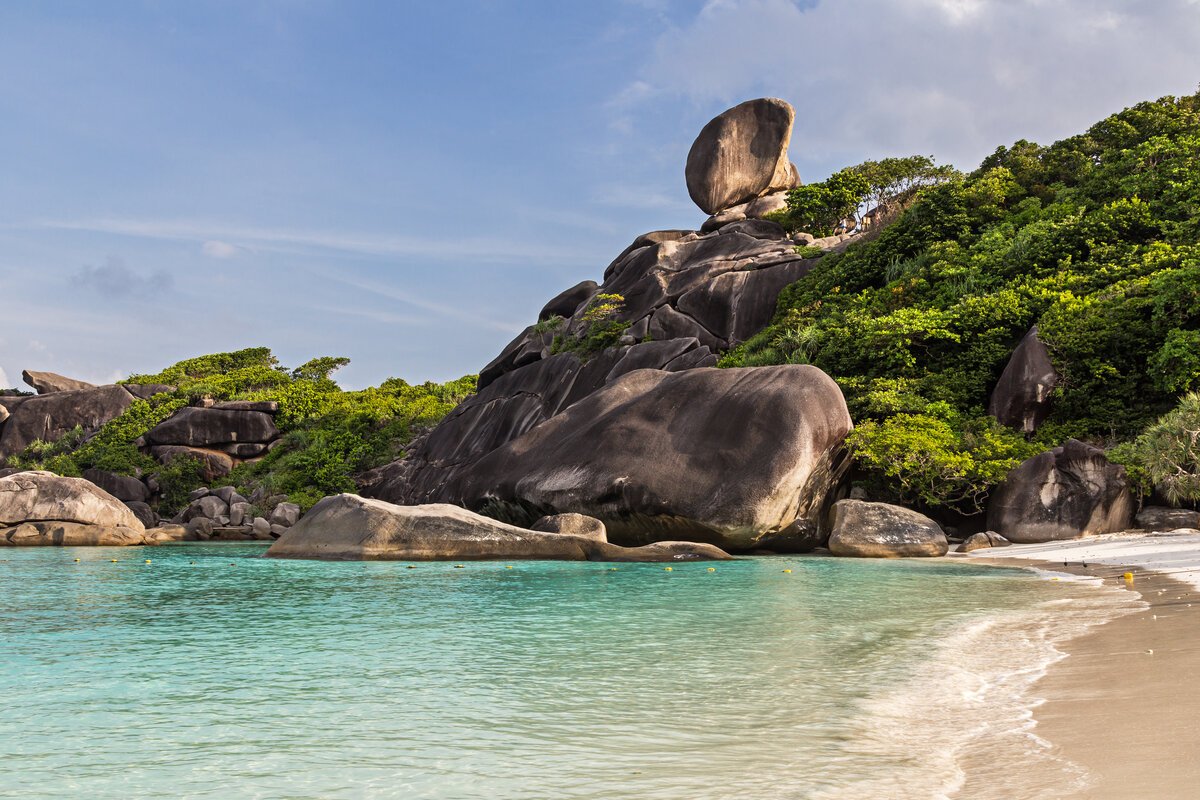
[144,407,279,447]
[269,523,290,538]
[144,524,196,543]
[539,280,598,321]
[123,501,159,530]
[210,486,246,505]
[435,365,853,552]
[745,191,790,219]
[988,326,1058,434]
[184,495,228,522]
[604,339,702,385]
[0,404,9,425]
[0,385,137,459]
[188,488,211,502]
[685,98,796,215]
[530,513,608,542]
[700,204,749,233]
[2,521,146,547]
[186,517,214,539]
[211,400,280,413]
[0,470,144,531]
[252,517,272,537]
[828,500,948,558]
[1135,506,1200,532]
[269,501,301,527]
[266,494,731,562]
[123,383,174,400]
[987,439,1133,543]
[229,501,250,527]
[149,446,235,482]
[21,370,96,394]
[647,305,724,350]
[957,531,1013,553]
[82,468,149,503]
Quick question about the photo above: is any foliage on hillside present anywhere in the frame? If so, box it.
[724,90,1200,512]
[7,348,475,513]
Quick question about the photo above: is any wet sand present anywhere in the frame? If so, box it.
[965,540,1200,798]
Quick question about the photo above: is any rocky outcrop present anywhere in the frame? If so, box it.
[22,370,95,394]
[407,365,852,552]
[1135,506,1200,532]
[530,512,607,542]
[685,98,799,215]
[987,439,1133,543]
[827,500,949,558]
[167,486,297,541]
[539,280,598,321]
[149,445,235,482]
[957,531,1012,553]
[82,468,149,503]
[0,470,147,546]
[266,494,731,562]
[0,470,144,530]
[144,407,279,447]
[0,384,138,459]
[988,326,1058,434]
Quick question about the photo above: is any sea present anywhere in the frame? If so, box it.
[0,543,1141,800]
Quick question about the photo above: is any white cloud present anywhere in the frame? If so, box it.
[202,240,239,258]
[0,366,9,389]
[616,0,1200,176]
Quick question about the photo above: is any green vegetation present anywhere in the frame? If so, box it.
[552,293,631,357]
[1109,392,1200,504]
[7,347,475,514]
[726,90,1200,513]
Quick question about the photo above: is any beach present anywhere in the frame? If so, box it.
[963,531,1200,799]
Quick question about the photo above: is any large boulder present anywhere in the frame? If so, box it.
[988,326,1058,434]
[82,468,149,503]
[0,470,144,529]
[987,439,1133,543]
[827,500,949,558]
[1135,506,1200,532]
[22,370,95,394]
[144,406,278,446]
[0,404,9,425]
[539,280,598,321]
[0,385,138,459]
[2,521,145,547]
[436,365,853,552]
[266,494,731,562]
[685,98,798,215]
[150,445,235,482]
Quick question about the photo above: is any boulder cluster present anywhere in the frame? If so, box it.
[140,400,283,481]
[165,485,300,542]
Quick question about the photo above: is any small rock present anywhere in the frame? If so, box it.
[531,513,608,542]
[1135,506,1200,532]
[269,502,301,527]
[252,517,272,537]
[229,502,250,527]
[828,500,949,558]
[269,523,290,538]
[189,487,210,502]
[958,531,1013,553]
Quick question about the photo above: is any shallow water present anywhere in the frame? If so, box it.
[0,545,1137,799]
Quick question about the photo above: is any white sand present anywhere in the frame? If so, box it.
[961,529,1200,590]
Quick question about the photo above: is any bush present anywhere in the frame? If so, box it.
[552,294,631,357]
[1109,392,1200,504]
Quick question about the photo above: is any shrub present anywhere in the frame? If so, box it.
[552,294,631,357]
[1109,392,1200,504]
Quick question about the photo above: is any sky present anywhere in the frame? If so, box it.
[2,0,1198,390]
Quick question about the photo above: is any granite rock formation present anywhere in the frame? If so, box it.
[987,439,1133,543]
[988,326,1058,434]
[266,494,731,562]
[827,500,949,557]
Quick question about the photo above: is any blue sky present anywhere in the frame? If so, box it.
[2,0,1198,390]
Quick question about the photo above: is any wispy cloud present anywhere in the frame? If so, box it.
[74,256,174,298]
[201,240,239,258]
[35,217,598,266]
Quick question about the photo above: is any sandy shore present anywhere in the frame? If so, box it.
[960,531,1200,798]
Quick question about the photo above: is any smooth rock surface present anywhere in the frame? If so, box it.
[0,470,144,531]
[685,98,796,215]
[1,521,145,547]
[988,326,1058,434]
[435,365,853,552]
[0,385,137,459]
[530,513,608,542]
[827,500,949,558]
[145,406,279,446]
[539,280,598,321]
[267,494,731,562]
[82,468,149,503]
[957,531,1013,553]
[987,439,1133,543]
[149,445,235,482]
[1135,506,1200,532]
[21,370,95,394]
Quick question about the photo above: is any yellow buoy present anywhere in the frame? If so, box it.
[609,567,617,571]
[1123,572,1134,582]
[74,558,80,562]
[783,569,792,573]
[454,564,464,569]
[145,560,152,563]
[707,567,715,572]
[110,559,118,562]
[407,565,416,569]
[665,567,672,571]
[506,566,514,569]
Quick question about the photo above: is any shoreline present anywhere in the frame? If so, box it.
[961,532,1200,799]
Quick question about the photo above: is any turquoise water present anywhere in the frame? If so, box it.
[0,544,1135,799]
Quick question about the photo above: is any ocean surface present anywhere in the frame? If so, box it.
[0,544,1139,800]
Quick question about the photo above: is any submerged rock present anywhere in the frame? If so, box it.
[827,500,949,558]
[265,494,731,562]
[987,439,1133,543]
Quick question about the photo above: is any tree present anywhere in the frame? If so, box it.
[292,356,351,383]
